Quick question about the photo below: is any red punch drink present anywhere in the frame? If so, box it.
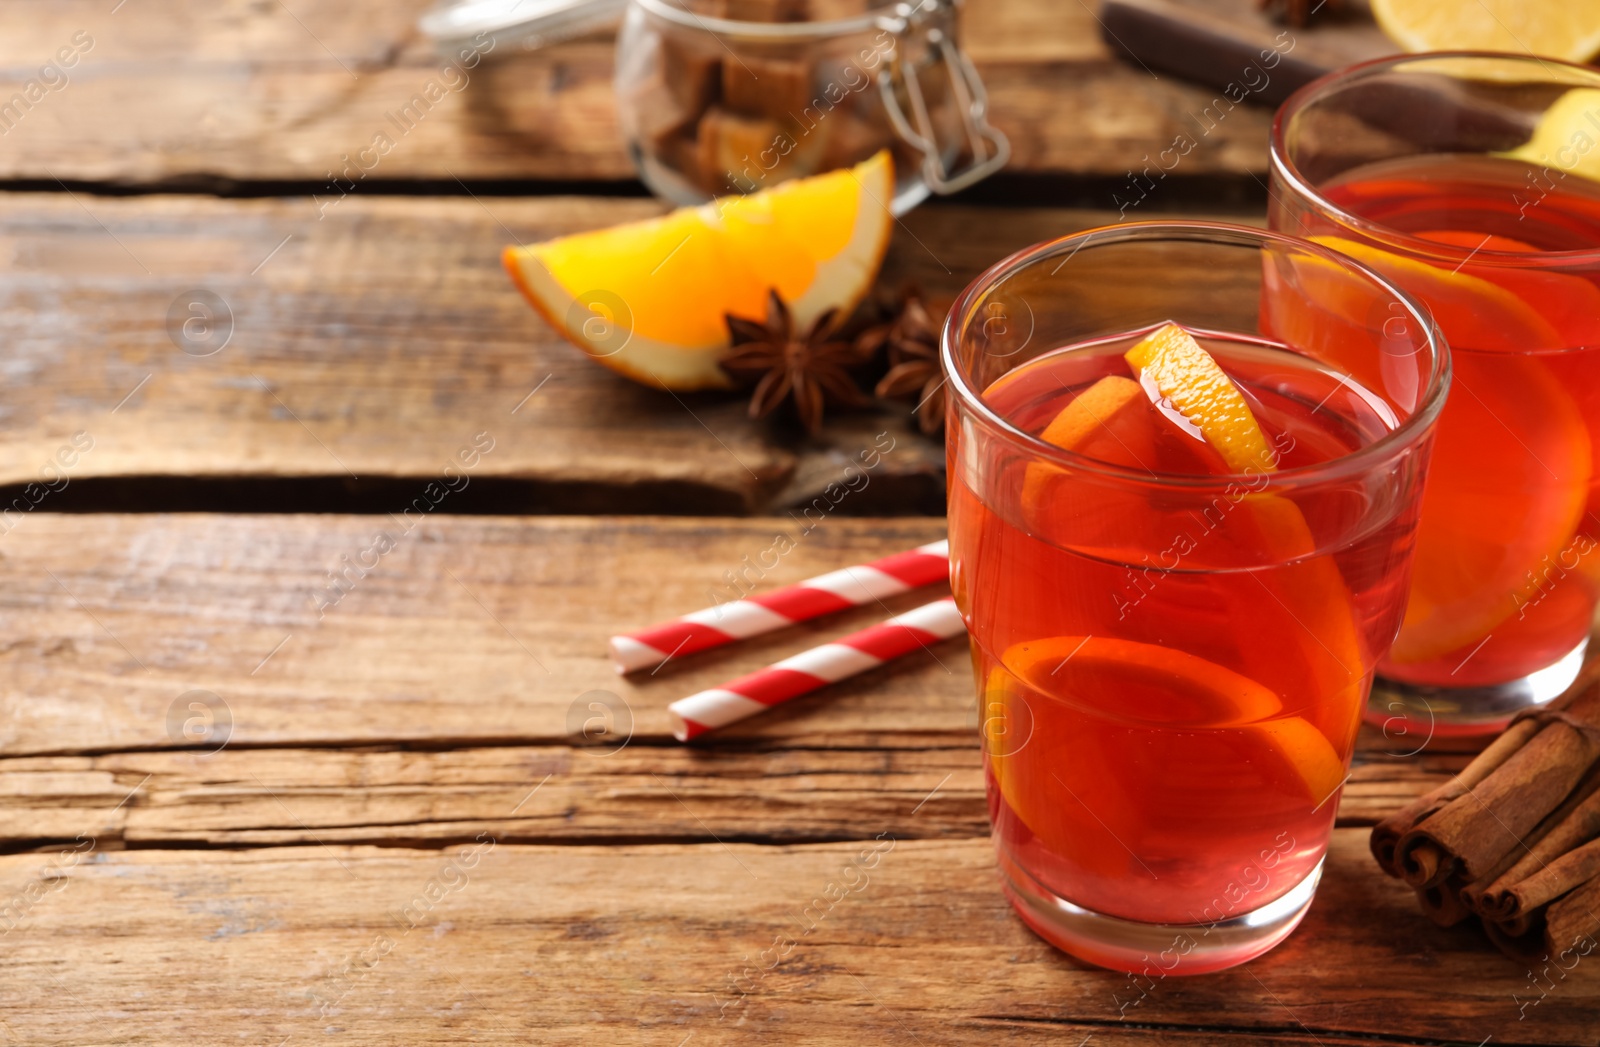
[1272,55,1600,730]
[944,225,1446,974]
[1317,159,1600,690]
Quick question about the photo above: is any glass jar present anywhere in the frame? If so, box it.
[614,0,1009,213]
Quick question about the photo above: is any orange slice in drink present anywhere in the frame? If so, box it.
[1309,236,1595,664]
[1018,374,1148,506]
[1013,374,1166,555]
[1124,323,1367,751]
[1007,638,1347,806]
[1265,236,1594,668]
[1415,229,1600,347]
[1388,351,1593,665]
[987,638,1346,838]
[1307,235,1565,353]
[1125,323,1279,474]
[503,151,893,390]
[1038,375,1145,453]
[1006,635,1286,728]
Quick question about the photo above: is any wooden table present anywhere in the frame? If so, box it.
[1,1,1596,1043]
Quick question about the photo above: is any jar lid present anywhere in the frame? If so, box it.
[419,0,627,51]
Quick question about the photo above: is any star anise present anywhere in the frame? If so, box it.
[862,288,947,435]
[1257,0,1342,27]
[720,289,872,436]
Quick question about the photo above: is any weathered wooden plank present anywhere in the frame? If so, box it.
[0,514,1514,762]
[0,742,1464,847]
[0,833,1590,1044]
[0,0,1271,184]
[0,514,963,756]
[0,192,1201,509]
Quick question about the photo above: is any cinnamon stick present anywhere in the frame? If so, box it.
[1483,913,1547,964]
[1370,717,1542,875]
[1461,759,1600,908]
[1395,684,1600,889]
[1481,839,1600,924]
[1416,875,1475,928]
[1540,873,1600,957]
[1472,770,1600,920]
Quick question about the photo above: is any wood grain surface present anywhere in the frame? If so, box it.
[0,740,1462,848]
[1,519,1594,1043]
[0,515,963,755]
[0,512,1465,757]
[0,194,1262,513]
[0,510,1508,841]
[5,0,1592,1042]
[1,835,1595,1044]
[0,0,1275,185]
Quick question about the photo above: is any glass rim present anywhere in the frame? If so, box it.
[940,220,1452,491]
[631,0,907,39]
[1270,50,1600,269]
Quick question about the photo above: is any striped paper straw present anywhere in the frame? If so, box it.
[610,539,949,674]
[667,596,966,742]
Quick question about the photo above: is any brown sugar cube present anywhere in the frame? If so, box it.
[662,130,715,195]
[695,107,784,193]
[659,32,721,112]
[722,55,815,119]
[631,76,700,155]
[694,106,825,193]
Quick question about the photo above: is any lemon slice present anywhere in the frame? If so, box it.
[1503,89,1600,183]
[504,151,893,390]
[1124,322,1276,474]
[1371,0,1600,62]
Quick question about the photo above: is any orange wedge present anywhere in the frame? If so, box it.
[1124,323,1277,474]
[504,151,893,390]
[1006,638,1346,805]
[1005,635,1286,728]
[1003,636,1345,801]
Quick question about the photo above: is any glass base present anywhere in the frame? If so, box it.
[1370,636,1589,741]
[995,847,1322,975]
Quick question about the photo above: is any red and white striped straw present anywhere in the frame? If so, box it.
[667,596,966,742]
[610,539,949,674]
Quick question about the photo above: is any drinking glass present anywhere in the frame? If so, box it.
[1270,53,1600,734]
[943,222,1448,973]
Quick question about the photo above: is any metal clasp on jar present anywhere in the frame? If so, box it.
[874,0,1009,194]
